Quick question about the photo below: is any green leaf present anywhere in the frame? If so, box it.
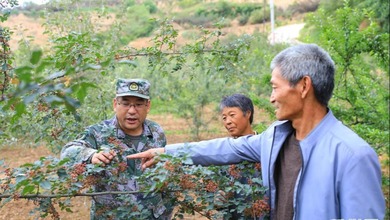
[47,71,65,80]
[58,158,70,166]
[57,168,68,180]
[30,50,43,65]
[15,179,29,189]
[12,102,26,120]
[20,163,34,167]
[71,82,97,102]
[15,66,34,82]
[64,96,81,110]
[21,184,36,195]
[43,95,63,104]
[118,60,138,67]
[2,62,8,71]
[24,93,39,104]
[39,180,52,190]
[83,64,102,70]
[35,60,51,74]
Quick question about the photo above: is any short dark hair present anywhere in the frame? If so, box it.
[219,94,254,124]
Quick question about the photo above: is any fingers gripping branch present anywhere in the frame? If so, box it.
[91,150,117,165]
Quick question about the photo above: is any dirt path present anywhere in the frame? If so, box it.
[268,23,305,44]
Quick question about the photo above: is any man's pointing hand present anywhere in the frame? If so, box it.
[126,148,165,170]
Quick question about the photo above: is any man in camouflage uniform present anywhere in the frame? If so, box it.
[61,79,172,219]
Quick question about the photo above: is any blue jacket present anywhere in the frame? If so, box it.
[166,110,385,219]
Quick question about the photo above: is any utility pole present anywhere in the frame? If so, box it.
[269,0,275,44]
[263,0,266,32]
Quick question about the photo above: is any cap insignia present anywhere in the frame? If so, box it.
[129,82,139,91]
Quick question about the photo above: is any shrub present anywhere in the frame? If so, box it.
[248,8,270,24]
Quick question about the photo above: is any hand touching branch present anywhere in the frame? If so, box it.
[126,148,165,170]
[91,150,116,165]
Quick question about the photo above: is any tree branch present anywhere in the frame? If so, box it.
[0,190,162,199]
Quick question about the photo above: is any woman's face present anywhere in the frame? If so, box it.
[221,107,252,138]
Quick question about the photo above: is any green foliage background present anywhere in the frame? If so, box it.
[0,0,389,218]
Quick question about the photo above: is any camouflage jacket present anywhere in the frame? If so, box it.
[61,116,171,219]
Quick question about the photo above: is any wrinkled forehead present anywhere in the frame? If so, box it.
[270,67,286,83]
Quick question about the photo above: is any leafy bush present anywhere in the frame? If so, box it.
[193,1,262,19]
[0,147,269,219]
[285,0,320,15]
[305,3,389,153]
[143,0,158,14]
[248,8,270,24]
[319,0,389,32]
[238,13,250,26]
[174,14,217,28]
[116,4,157,44]
[177,0,202,9]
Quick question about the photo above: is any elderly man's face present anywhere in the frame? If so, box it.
[269,67,303,121]
[113,96,150,136]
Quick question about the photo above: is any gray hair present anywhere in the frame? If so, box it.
[219,94,254,124]
[270,44,335,106]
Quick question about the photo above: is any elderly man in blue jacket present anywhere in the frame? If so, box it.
[127,44,386,219]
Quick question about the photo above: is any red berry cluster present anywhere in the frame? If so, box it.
[28,170,39,178]
[4,168,11,177]
[81,175,98,190]
[37,103,49,112]
[163,161,175,172]
[245,198,270,217]
[0,183,9,191]
[107,137,122,149]
[131,205,139,212]
[70,163,86,180]
[228,164,241,179]
[12,193,20,201]
[205,180,218,192]
[254,163,261,170]
[179,174,196,189]
[95,206,110,218]
[117,161,128,173]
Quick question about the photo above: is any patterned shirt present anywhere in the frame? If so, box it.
[61,116,171,219]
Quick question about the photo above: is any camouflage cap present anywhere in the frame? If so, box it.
[116,79,150,99]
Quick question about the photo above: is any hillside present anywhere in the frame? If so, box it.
[2,0,305,51]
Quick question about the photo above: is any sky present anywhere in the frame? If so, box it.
[17,0,49,5]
